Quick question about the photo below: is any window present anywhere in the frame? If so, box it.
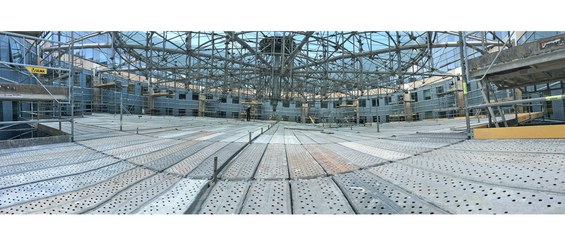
[397,95,404,104]
[205,94,213,100]
[85,75,92,88]
[436,86,444,94]
[334,101,340,108]
[232,97,239,104]
[295,101,302,108]
[220,97,227,103]
[385,96,392,105]
[165,108,173,115]
[372,99,377,107]
[283,100,290,108]
[192,93,199,100]
[321,101,328,108]
[423,89,432,100]
[359,99,366,107]
[411,92,418,102]
[232,112,239,118]
[179,93,186,100]
[73,73,80,87]
[178,109,186,116]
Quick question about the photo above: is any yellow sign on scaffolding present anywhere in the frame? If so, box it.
[26,66,47,74]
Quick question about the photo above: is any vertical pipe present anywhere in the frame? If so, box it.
[249,131,252,144]
[458,31,471,139]
[120,85,123,131]
[70,32,75,142]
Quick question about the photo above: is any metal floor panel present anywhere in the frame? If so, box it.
[24,168,155,214]
[333,171,446,214]
[448,139,565,154]
[199,180,250,214]
[253,133,274,144]
[367,163,565,214]
[220,143,268,180]
[0,146,89,166]
[79,135,156,152]
[340,142,412,161]
[0,142,81,158]
[321,144,388,168]
[0,151,107,177]
[196,132,226,141]
[304,145,358,175]
[109,139,184,160]
[254,144,289,180]
[87,173,180,214]
[284,129,301,145]
[356,139,433,155]
[292,130,318,145]
[429,149,565,169]
[302,130,346,144]
[165,142,228,176]
[156,130,199,139]
[291,177,355,214]
[397,154,565,194]
[127,140,208,171]
[102,138,177,156]
[326,131,374,142]
[135,178,209,214]
[286,144,327,179]
[0,157,119,189]
[240,180,291,214]
[0,161,136,209]
[188,142,247,178]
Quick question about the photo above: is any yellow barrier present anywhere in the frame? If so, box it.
[473,125,565,139]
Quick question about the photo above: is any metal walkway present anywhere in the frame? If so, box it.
[0,114,563,214]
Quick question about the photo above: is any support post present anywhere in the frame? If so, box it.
[458,32,471,139]
[249,131,252,144]
[212,156,218,183]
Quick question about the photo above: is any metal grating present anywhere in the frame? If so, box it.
[283,129,301,144]
[0,151,107,177]
[254,144,289,180]
[240,180,291,214]
[291,177,355,214]
[0,146,89,166]
[104,139,182,159]
[367,163,565,214]
[448,139,565,154]
[333,171,446,214]
[397,151,565,194]
[198,180,250,214]
[301,130,344,144]
[135,178,209,214]
[304,145,358,175]
[188,142,247,178]
[0,143,83,161]
[0,167,154,214]
[286,144,326,179]
[221,143,268,180]
[356,139,434,155]
[321,144,388,168]
[0,157,119,189]
[127,140,207,171]
[165,142,228,176]
[79,134,155,152]
[339,142,412,161]
[87,173,180,214]
[292,130,318,145]
[0,162,135,209]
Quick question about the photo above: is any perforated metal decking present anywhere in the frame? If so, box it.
[1,114,564,215]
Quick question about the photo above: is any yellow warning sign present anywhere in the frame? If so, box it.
[26,66,47,74]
